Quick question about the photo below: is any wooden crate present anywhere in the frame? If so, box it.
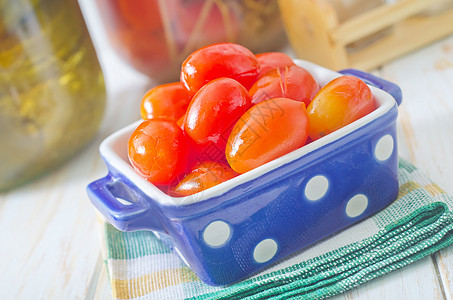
[278,0,453,71]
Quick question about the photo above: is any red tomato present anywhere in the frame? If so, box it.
[180,43,260,96]
[255,52,295,76]
[140,82,191,121]
[184,77,252,149]
[226,98,309,174]
[249,65,319,106]
[307,75,376,140]
[171,161,237,196]
[128,119,188,185]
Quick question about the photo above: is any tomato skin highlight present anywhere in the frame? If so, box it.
[184,77,252,149]
[180,43,260,96]
[140,82,191,121]
[128,119,188,185]
[171,161,237,196]
[255,52,295,76]
[226,98,309,174]
[307,75,377,140]
[249,65,319,106]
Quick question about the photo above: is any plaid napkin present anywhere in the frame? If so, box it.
[101,158,453,299]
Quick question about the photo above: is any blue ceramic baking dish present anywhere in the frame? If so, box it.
[87,60,402,286]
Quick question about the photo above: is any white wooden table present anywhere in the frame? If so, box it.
[2,1,453,298]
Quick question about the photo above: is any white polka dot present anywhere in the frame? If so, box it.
[203,220,231,247]
[253,239,278,263]
[346,194,368,218]
[375,135,394,161]
[305,175,329,201]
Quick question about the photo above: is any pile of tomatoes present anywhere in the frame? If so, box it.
[128,43,376,196]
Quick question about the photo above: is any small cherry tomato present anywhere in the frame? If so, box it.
[255,52,295,76]
[307,75,376,140]
[140,82,191,121]
[171,161,237,196]
[184,77,252,149]
[226,98,309,174]
[180,43,260,96]
[128,119,188,185]
[249,65,319,106]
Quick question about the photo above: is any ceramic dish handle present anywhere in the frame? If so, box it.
[87,175,165,233]
[339,69,402,106]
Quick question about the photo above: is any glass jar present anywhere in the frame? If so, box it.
[0,0,106,191]
[95,0,288,82]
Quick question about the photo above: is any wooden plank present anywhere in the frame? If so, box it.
[278,0,349,70]
[379,35,453,192]
[330,257,445,300]
[0,142,104,298]
[92,256,113,300]
[380,35,453,300]
[331,0,452,45]
[349,8,453,71]
[435,248,453,300]
[0,66,149,299]
[280,0,453,71]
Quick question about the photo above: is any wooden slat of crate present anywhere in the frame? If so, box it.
[278,0,348,70]
[332,0,449,45]
[279,0,453,71]
[349,6,453,70]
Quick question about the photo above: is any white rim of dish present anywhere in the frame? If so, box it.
[100,59,397,206]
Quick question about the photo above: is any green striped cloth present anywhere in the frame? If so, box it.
[102,158,453,299]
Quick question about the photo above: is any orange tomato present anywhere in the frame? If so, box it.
[226,98,309,174]
[255,52,295,76]
[307,75,376,140]
[171,161,237,196]
[128,119,188,185]
[140,82,191,121]
[249,65,319,106]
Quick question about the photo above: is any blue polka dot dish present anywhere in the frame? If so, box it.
[87,60,402,286]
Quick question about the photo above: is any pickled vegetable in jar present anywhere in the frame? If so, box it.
[95,0,287,82]
[0,0,106,191]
